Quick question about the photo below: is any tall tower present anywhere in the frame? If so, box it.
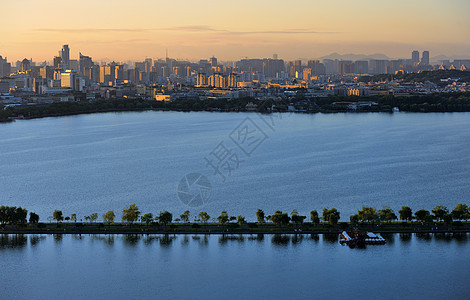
[60,45,70,68]
[411,50,420,64]
[421,51,430,65]
[210,56,218,67]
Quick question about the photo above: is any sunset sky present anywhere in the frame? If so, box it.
[1,0,469,62]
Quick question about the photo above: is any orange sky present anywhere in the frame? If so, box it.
[1,0,469,62]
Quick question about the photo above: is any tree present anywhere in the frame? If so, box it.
[271,211,290,226]
[122,204,140,223]
[256,209,265,223]
[443,213,453,225]
[350,214,359,224]
[198,212,210,223]
[29,212,39,224]
[90,213,98,223]
[159,211,173,225]
[70,214,77,223]
[432,205,448,222]
[378,207,397,223]
[322,208,340,225]
[310,210,320,225]
[102,211,116,224]
[415,209,431,223]
[237,215,246,225]
[399,206,413,222]
[217,210,229,224]
[52,210,64,223]
[180,210,190,223]
[0,206,28,224]
[0,206,6,224]
[65,216,70,222]
[142,213,154,225]
[16,207,28,224]
[291,210,306,224]
[357,206,379,223]
[451,204,469,221]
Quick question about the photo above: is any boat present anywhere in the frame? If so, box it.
[340,231,386,247]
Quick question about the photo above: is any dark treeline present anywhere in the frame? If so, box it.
[1,91,470,122]
[359,70,470,86]
[2,203,469,227]
[0,206,31,225]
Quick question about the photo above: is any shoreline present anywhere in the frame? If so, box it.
[2,227,469,235]
[2,91,469,123]
[2,107,391,123]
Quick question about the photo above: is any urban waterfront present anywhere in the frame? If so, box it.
[0,233,469,299]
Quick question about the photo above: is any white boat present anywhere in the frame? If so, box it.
[340,231,386,246]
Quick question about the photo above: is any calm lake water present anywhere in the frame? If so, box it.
[0,233,469,299]
[1,111,470,220]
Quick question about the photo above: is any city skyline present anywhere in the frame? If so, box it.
[1,45,467,67]
[1,0,469,62]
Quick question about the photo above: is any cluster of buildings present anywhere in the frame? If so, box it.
[1,46,470,106]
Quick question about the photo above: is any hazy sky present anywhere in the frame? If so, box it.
[1,0,469,62]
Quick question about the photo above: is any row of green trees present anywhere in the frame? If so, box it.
[51,203,470,226]
[0,206,36,225]
[349,205,470,225]
[3,203,469,226]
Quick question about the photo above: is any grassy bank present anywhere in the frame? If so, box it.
[2,221,469,235]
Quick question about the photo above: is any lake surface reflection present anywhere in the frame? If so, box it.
[1,112,470,220]
[1,233,469,299]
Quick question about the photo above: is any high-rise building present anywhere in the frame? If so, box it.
[20,58,31,72]
[40,66,53,80]
[307,60,326,76]
[144,58,153,72]
[53,56,62,69]
[354,61,369,74]
[323,59,338,74]
[79,53,93,75]
[196,73,207,86]
[236,59,263,74]
[60,45,70,68]
[210,57,218,67]
[0,56,11,77]
[100,64,115,84]
[68,60,79,71]
[453,59,470,69]
[302,68,312,80]
[338,60,354,75]
[60,70,83,91]
[421,51,430,65]
[208,73,226,88]
[115,65,124,83]
[262,58,285,78]
[371,60,388,75]
[412,50,420,64]
[294,60,302,75]
[227,73,238,87]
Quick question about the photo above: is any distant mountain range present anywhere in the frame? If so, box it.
[431,54,470,61]
[318,53,390,61]
[317,52,470,62]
